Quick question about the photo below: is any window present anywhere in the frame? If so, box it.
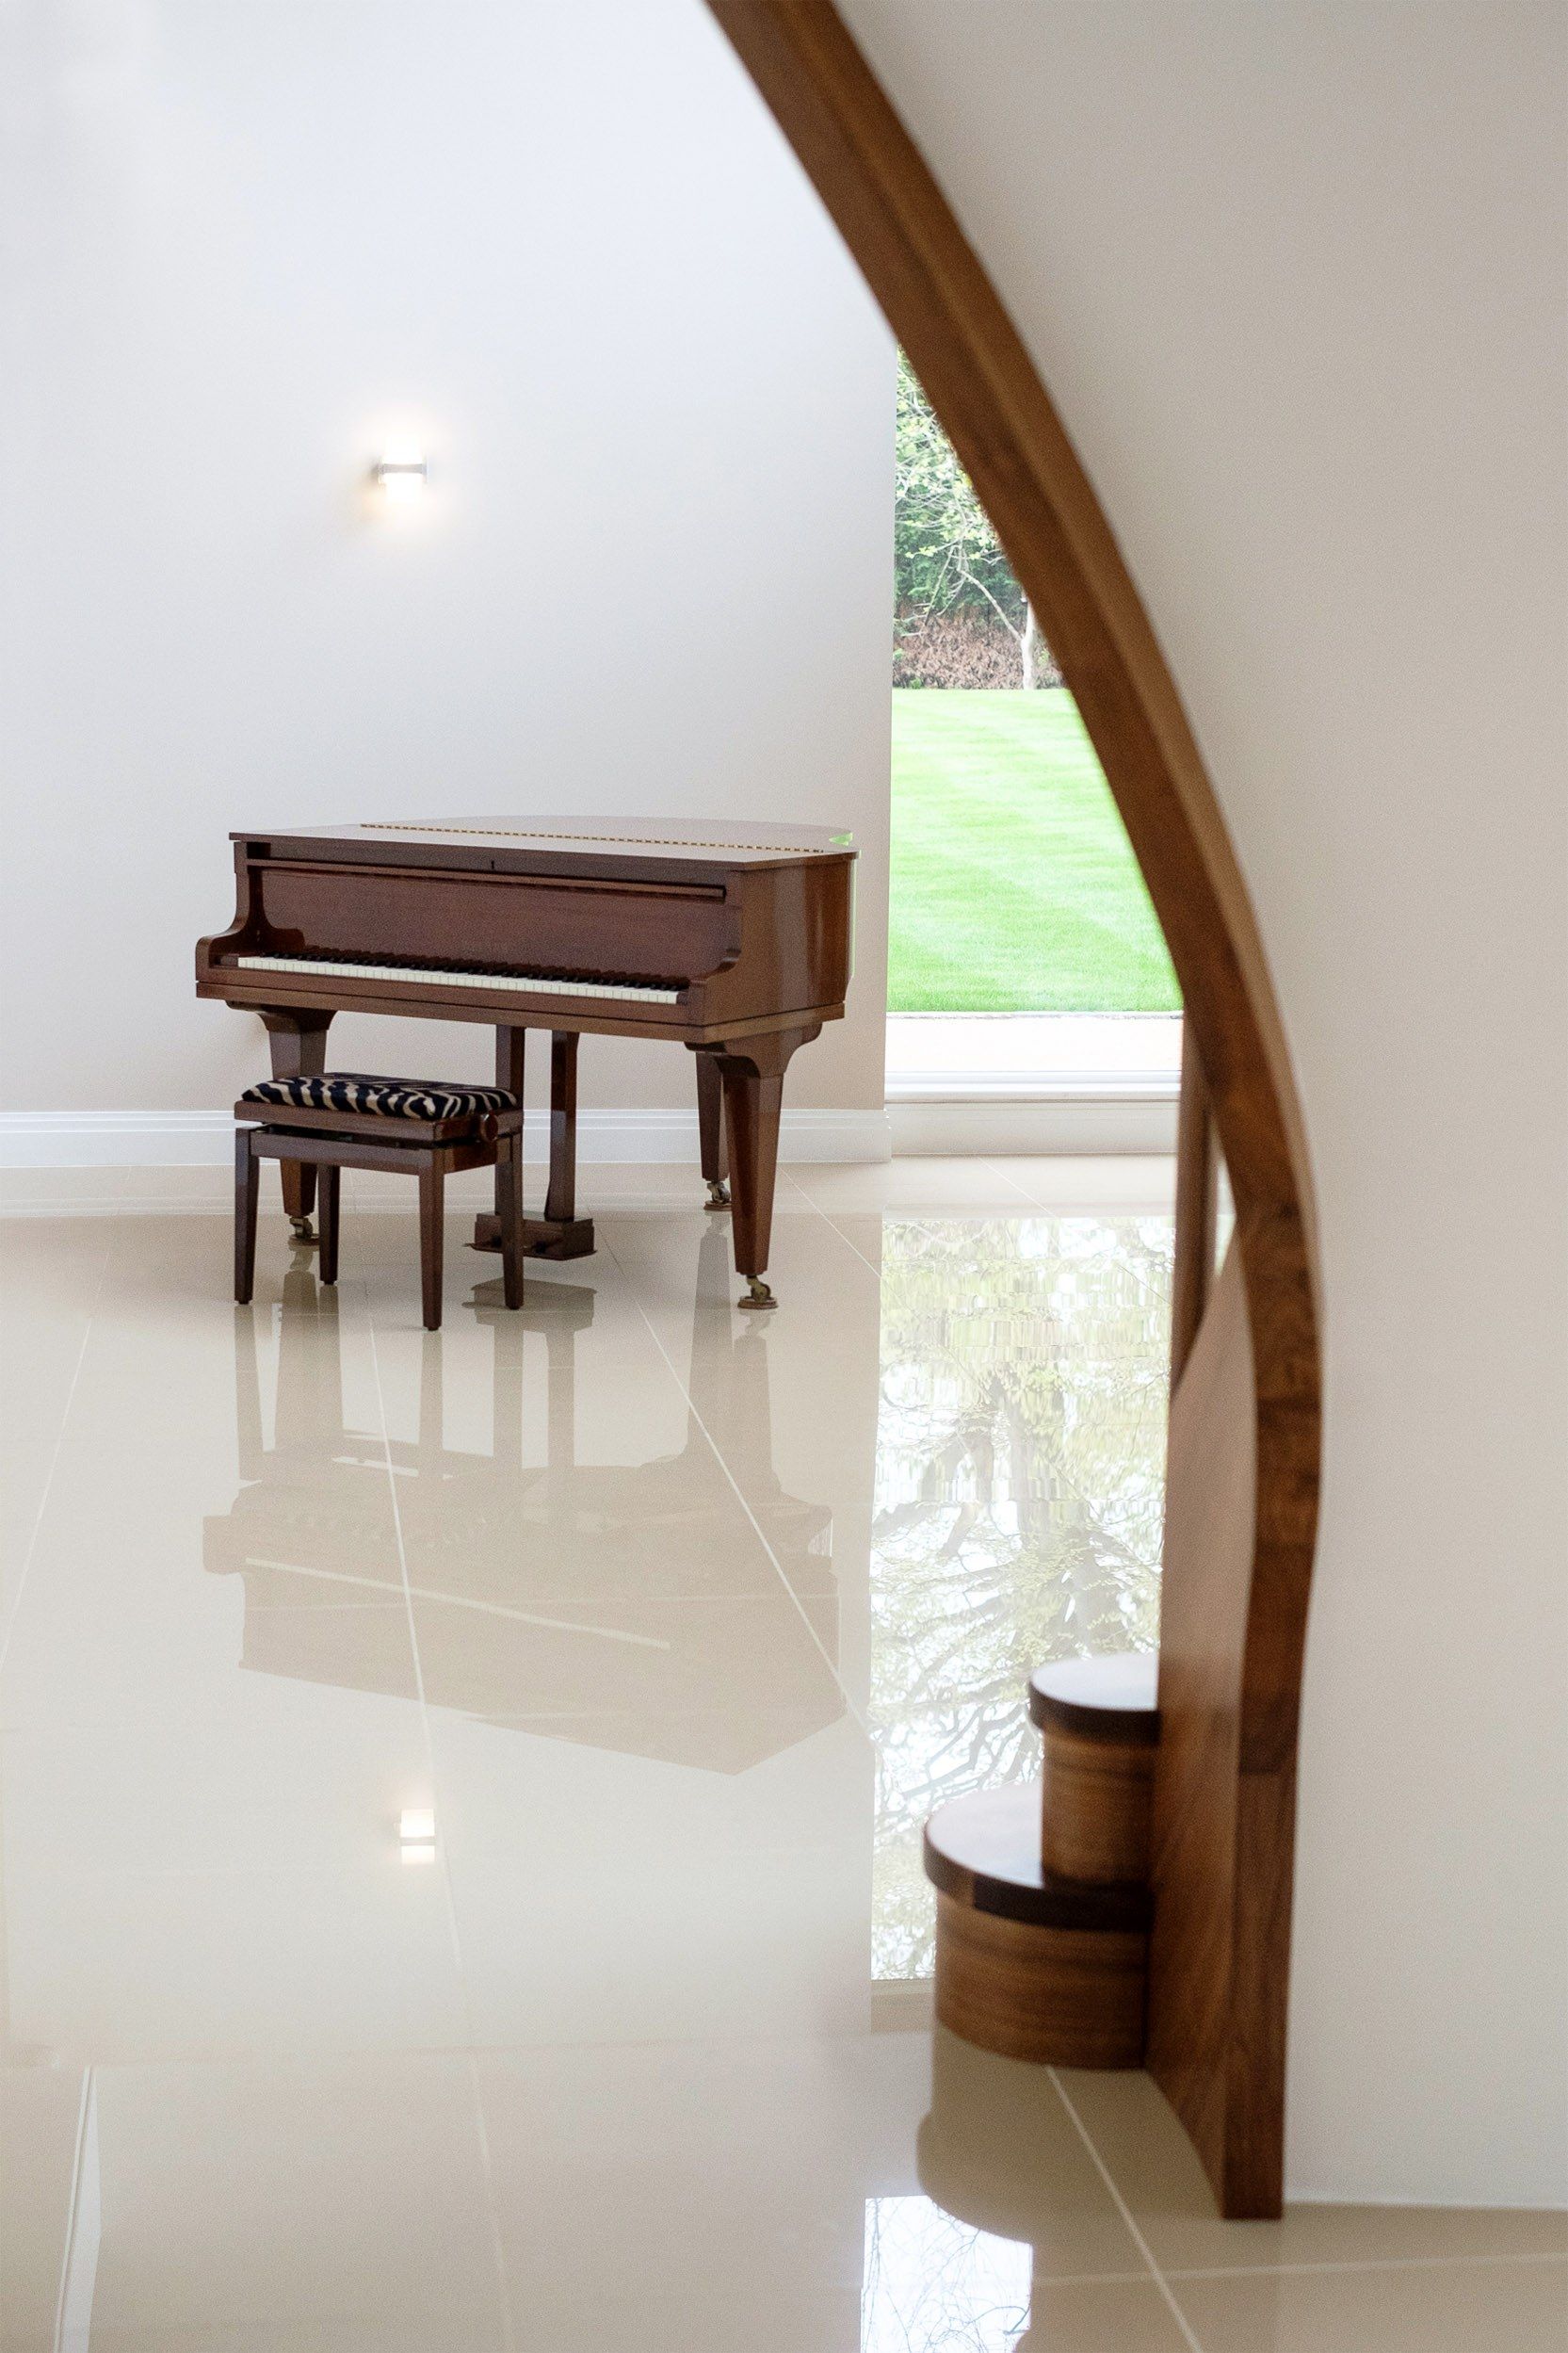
[888,358,1180,1106]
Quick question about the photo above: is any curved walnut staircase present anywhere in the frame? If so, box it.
[707,0,1323,2219]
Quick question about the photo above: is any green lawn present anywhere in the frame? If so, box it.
[889,688,1180,1013]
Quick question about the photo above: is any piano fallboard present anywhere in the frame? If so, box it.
[197,817,855,1041]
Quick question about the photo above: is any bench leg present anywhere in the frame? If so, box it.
[234,1129,260,1305]
[498,1133,524,1309]
[318,1164,341,1285]
[418,1164,445,1331]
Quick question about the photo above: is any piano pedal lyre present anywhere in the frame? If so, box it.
[738,1275,776,1311]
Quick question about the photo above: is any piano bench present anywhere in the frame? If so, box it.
[233,1074,524,1332]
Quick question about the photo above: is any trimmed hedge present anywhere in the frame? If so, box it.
[892,603,1063,691]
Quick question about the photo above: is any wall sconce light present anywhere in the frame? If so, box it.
[398,1805,437,1863]
[373,448,428,504]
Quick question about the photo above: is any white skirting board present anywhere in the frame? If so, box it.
[0,1093,1180,1169]
[888,1095,1177,1156]
[0,1108,893,1170]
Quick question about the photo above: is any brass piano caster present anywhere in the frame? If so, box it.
[289,1217,317,1247]
[737,1276,776,1311]
[704,1179,731,1211]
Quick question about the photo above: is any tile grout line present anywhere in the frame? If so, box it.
[356,1284,432,1714]
[1163,2250,1568,2280]
[464,2048,524,2353]
[1048,2069,1207,2353]
[604,1225,873,1737]
[784,1183,884,1281]
[606,1221,868,1726]
[983,1160,1184,1235]
[356,1275,521,2353]
[981,1157,1055,1209]
[51,2064,98,2353]
[337,1262,469,2026]
[0,1214,118,1679]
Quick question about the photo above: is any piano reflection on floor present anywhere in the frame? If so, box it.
[206,1226,843,1770]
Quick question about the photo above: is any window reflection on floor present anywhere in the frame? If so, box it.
[863,2196,1031,2353]
[869,1215,1172,1980]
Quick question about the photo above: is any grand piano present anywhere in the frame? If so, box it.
[196,816,856,1306]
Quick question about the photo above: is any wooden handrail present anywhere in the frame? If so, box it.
[1171,1016,1220,1390]
[707,0,1323,2217]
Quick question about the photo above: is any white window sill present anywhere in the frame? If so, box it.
[885,1012,1182,1102]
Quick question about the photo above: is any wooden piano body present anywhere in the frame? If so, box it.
[196,817,856,1305]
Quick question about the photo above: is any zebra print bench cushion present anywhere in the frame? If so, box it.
[240,1073,519,1123]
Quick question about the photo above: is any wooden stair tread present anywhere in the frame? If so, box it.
[1027,1650,1159,1744]
[923,1785,1151,1932]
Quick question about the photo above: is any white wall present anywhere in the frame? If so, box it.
[837,0,1568,2204]
[0,0,892,1123]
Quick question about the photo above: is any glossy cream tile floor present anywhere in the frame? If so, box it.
[1,1159,1562,2352]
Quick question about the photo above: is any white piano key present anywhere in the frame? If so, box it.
[234,955,683,1005]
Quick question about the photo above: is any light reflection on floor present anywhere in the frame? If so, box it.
[862,2196,1032,2353]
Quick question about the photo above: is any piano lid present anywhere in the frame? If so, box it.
[234,815,856,879]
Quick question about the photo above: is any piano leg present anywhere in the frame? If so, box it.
[543,1030,579,1226]
[258,1009,333,1245]
[715,1026,816,1309]
[695,1050,730,1209]
[471,1026,595,1262]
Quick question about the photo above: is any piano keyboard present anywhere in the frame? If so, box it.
[234,953,683,1006]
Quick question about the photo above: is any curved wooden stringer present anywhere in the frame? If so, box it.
[706,0,1322,2218]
